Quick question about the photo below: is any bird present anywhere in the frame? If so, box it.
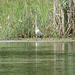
[34,10,42,38]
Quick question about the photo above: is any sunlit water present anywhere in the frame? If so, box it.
[0,41,75,75]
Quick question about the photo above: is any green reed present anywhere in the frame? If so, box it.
[0,0,55,39]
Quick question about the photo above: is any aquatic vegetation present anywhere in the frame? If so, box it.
[0,0,75,40]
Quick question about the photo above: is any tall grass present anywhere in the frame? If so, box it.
[0,0,54,39]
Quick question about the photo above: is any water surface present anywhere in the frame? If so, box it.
[0,41,75,75]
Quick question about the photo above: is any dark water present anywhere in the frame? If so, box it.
[0,41,75,75]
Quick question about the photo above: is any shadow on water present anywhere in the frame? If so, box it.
[0,41,75,75]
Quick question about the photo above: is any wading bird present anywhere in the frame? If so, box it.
[34,10,42,38]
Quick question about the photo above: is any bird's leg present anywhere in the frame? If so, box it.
[40,36,43,40]
[41,37,42,40]
[36,35,37,41]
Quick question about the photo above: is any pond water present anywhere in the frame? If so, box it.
[0,41,75,75]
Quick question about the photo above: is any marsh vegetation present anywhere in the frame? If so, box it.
[0,0,75,39]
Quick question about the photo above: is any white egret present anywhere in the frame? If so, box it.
[34,10,42,38]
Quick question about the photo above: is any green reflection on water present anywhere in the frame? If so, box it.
[0,42,75,75]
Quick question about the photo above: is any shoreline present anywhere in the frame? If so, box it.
[0,38,75,42]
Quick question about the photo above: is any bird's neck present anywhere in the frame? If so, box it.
[35,14,38,30]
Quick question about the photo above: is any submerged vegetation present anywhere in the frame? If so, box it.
[0,0,75,40]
